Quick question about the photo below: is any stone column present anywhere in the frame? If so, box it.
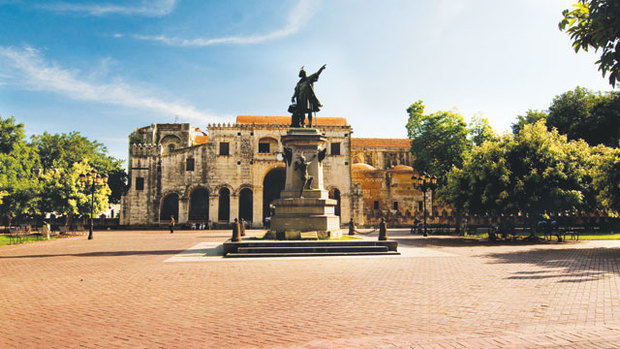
[253,186,263,228]
[230,193,239,222]
[179,197,189,224]
[209,194,219,224]
[270,128,340,237]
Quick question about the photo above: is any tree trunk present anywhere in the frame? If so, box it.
[454,209,462,235]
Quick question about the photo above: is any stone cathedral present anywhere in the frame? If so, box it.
[120,115,440,228]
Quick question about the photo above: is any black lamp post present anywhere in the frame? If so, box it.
[79,170,108,240]
[412,172,438,237]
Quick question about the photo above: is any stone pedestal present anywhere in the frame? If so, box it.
[270,128,341,238]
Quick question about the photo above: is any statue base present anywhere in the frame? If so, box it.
[269,128,341,239]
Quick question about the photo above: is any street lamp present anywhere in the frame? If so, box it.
[412,172,438,237]
[79,170,108,240]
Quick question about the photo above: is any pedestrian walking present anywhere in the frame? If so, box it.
[169,215,175,234]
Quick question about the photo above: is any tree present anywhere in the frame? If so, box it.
[559,0,620,86]
[0,116,41,225]
[31,131,127,203]
[443,121,599,236]
[406,100,471,182]
[0,116,26,153]
[39,160,111,227]
[511,110,548,135]
[31,131,121,173]
[591,146,620,212]
[547,87,619,147]
[468,116,498,146]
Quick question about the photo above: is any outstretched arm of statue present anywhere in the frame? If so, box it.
[309,64,326,82]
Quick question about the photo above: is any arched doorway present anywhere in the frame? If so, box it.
[239,188,253,223]
[160,193,179,221]
[218,187,230,222]
[263,167,285,220]
[189,188,209,221]
[329,188,341,217]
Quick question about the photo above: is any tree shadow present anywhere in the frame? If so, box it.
[0,249,187,259]
[392,236,554,248]
[483,247,619,283]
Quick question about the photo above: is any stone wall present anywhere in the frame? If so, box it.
[121,120,353,227]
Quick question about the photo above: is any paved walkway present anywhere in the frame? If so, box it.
[1,230,618,348]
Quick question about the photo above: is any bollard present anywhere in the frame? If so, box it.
[231,218,242,242]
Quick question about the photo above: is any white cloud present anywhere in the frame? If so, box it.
[129,0,318,46]
[0,46,223,122]
[36,0,177,17]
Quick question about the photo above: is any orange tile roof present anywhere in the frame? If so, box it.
[236,115,348,126]
[351,138,411,149]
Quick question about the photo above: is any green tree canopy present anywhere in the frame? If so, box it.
[39,160,111,224]
[547,87,619,147]
[511,110,548,135]
[468,116,498,146]
[443,121,604,223]
[406,100,471,182]
[560,0,620,86]
[0,116,41,224]
[591,146,620,212]
[31,131,127,203]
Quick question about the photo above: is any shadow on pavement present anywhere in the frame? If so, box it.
[483,247,619,282]
[0,249,187,259]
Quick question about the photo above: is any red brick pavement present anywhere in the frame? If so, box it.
[0,230,618,348]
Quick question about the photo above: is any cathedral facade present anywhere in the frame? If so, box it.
[120,116,435,227]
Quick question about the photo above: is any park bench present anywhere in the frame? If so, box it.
[7,226,33,244]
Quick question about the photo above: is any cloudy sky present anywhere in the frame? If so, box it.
[0,0,613,162]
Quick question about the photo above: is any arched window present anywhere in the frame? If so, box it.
[160,135,182,155]
[218,187,230,222]
[258,137,278,154]
[329,188,341,217]
[160,193,179,221]
[239,188,253,222]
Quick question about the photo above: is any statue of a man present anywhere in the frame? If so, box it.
[290,64,326,128]
[294,154,314,197]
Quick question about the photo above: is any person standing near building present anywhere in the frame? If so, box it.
[378,217,388,241]
[169,215,175,234]
[240,218,246,237]
[348,218,355,236]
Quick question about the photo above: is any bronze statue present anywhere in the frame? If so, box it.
[290,64,326,128]
[294,154,313,197]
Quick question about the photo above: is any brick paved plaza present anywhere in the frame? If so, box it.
[1,230,618,348]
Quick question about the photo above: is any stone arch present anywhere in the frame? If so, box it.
[213,183,234,194]
[257,136,279,153]
[218,187,230,222]
[234,184,254,196]
[188,187,209,221]
[262,167,285,220]
[160,135,182,154]
[160,193,179,221]
[328,187,341,218]
[260,164,285,184]
[238,188,253,222]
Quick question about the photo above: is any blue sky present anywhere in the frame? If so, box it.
[0,0,614,163]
